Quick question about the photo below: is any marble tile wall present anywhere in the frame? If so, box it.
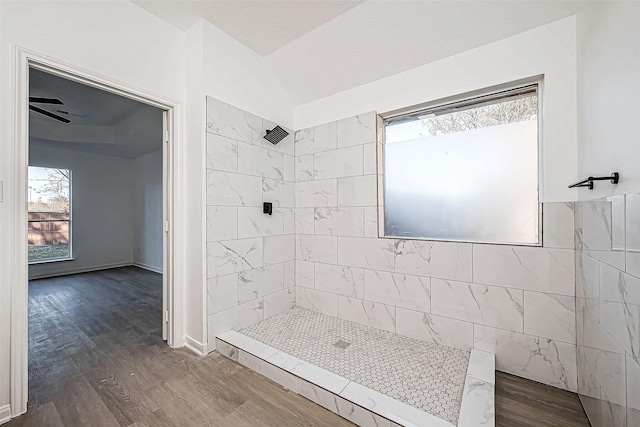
[206,97,296,348]
[293,112,579,392]
[576,194,640,427]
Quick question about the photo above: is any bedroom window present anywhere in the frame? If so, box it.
[383,84,540,245]
[28,167,72,263]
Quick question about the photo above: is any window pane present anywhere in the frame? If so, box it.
[384,91,539,245]
[28,167,71,262]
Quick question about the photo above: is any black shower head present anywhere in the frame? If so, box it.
[264,126,289,145]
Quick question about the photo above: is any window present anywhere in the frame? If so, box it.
[28,167,72,263]
[383,84,540,245]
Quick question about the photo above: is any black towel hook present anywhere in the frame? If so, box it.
[568,172,619,190]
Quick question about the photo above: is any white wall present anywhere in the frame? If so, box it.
[183,19,295,349]
[0,0,186,413]
[202,20,293,128]
[28,144,134,279]
[294,17,578,203]
[574,3,640,426]
[133,149,163,273]
[577,2,640,199]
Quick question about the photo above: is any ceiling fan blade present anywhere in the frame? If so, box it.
[29,97,64,105]
[29,105,71,123]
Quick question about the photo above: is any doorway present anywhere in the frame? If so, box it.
[11,52,177,417]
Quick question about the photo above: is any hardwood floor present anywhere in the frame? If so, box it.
[495,371,590,427]
[10,267,353,427]
[5,267,591,427]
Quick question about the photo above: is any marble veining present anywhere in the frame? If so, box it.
[456,376,495,427]
[336,112,377,148]
[523,291,575,343]
[315,263,365,298]
[474,325,577,391]
[395,240,472,282]
[206,97,262,145]
[431,279,524,332]
[364,270,431,312]
[207,238,263,277]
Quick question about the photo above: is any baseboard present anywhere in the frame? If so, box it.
[184,335,207,356]
[0,404,11,425]
[28,261,133,280]
[132,262,163,274]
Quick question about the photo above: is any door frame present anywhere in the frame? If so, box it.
[10,47,181,416]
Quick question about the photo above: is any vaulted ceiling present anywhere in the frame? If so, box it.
[134,0,586,106]
[132,0,362,55]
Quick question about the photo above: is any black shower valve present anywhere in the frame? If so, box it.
[263,202,273,215]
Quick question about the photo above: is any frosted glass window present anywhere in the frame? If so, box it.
[383,87,540,245]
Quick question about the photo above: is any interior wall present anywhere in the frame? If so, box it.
[293,113,577,392]
[0,0,186,412]
[575,195,639,427]
[576,2,640,199]
[293,17,578,203]
[575,3,640,426]
[28,144,134,279]
[205,96,295,349]
[133,149,163,273]
[202,20,293,128]
[184,19,296,349]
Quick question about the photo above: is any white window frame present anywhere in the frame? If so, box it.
[27,166,73,264]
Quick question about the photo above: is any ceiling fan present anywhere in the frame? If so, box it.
[29,97,71,124]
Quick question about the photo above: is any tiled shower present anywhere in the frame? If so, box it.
[575,195,640,426]
[205,95,638,426]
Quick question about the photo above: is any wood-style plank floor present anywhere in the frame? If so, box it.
[495,371,590,427]
[5,267,591,427]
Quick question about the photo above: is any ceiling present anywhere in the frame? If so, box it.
[132,0,587,107]
[29,68,163,158]
[132,0,361,56]
[264,0,586,105]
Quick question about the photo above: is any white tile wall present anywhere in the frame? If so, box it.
[474,325,577,391]
[293,112,579,392]
[207,104,583,395]
[431,279,524,332]
[576,194,640,427]
[206,97,295,348]
[523,291,575,343]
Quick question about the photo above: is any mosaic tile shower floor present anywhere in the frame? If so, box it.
[240,307,470,424]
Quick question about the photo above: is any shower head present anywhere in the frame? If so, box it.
[264,126,289,145]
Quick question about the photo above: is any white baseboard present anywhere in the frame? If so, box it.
[132,262,163,274]
[0,404,11,425]
[28,261,133,280]
[184,335,207,356]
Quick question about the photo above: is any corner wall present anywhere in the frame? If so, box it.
[205,97,295,348]
[575,195,639,426]
[575,3,640,426]
[133,149,163,273]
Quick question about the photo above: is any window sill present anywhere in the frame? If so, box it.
[28,258,75,266]
[380,234,542,247]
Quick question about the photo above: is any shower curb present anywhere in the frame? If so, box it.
[216,330,494,427]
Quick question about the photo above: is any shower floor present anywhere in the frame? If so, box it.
[237,307,470,425]
[219,307,493,426]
